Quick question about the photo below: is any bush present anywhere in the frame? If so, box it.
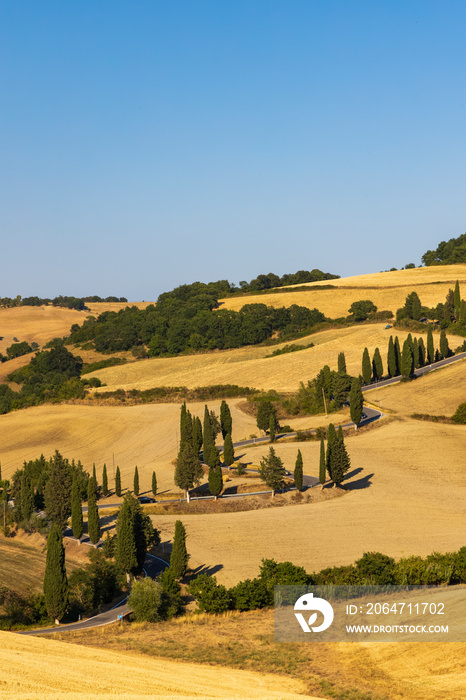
[188,574,232,613]
[229,578,271,610]
[452,402,466,424]
[355,552,396,585]
[128,578,168,622]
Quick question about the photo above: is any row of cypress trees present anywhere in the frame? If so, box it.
[293,426,351,490]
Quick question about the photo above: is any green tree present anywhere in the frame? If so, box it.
[337,351,347,374]
[349,378,364,429]
[208,464,223,499]
[192,415,203,455]
[426,325,435,364]
[222,432,235,467]
[439,329,450,359]
[326,423,337,482]
[372,347,383,381]
[387,336,397,377]
[256,400,278,433]
[170,520,188,579]
[133,466,139,496]
[115,494,137,583]
[71,477,83,541]
[20,473,34,522]
[115,465,122,498]
[418,337,426,367]
[220,400,232,439]
[102,531,115,558]
[394,336,402,375]
[294,450,303,491]
[362,347,371,385]
[269,413,276,443]
[319,436,326,489]
[174,441,203,503]
[128,578,168,622]
[102,464,108,497]
[44,451,73,529]
[259,446,286,497]
[202,405,214,466]
[348,300,377,321]
[87,477,101,545]
[333,426,351,487]
[151,471,157,498]
[43,524,68,624]
[454,280,461,320]
[401,339,414,378]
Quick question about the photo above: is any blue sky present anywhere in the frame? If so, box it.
[1,1,465,300]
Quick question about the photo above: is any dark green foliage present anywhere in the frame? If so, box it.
[269,413,276,443]
[43,524,68,622]
[188,574,231,613]
[422,233,466,265]
[326,423,337,482]
[69,549,124,612]
[174,441,204,500]
[397,291,422,321]
[259,558,311,587]
[362,347,371,385]
[439,329,450,359]
[337,351,347,374]
[259,446,286,494]
[115,495,137,576]
[208,464,223,498]
[401,338,414,378]
[81,356,127,375]
[452,402,466,424]
[333,426,351,486]
[115,465,121,497]
[158,567,184,618]
[133,466,139,496]
[256,400,278,433]
[71,478,83,540]
[355,552,396,585]
[128,578,169,622]
[348,300,377,321]
[20,473,34,522]
[192,415,203,455]
[102,531,115,558]
[394,335,402,374]
[102,464,108,497]
[222,432,235,467]
[418,336,426,367]
[6,341,33,360]
[372,347,383,381]
[44,451,73,529]
[151,471,157,498]
[170,520,188,579]
[87,478,101,545]
[229,578,270,611]
[412,337,419,369]
[387,336,397,377]
[427,325,435,363]
[202,404,214,466]
[349,378,363,427]
[453,280,461,319]
[220,400,232,439]
[319,436,326,487]
[293,450,303,491]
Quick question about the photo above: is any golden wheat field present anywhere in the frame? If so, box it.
[0,630,314,699]
[151,418,465,587]
[220,264,466,318]
[88,323,464,394]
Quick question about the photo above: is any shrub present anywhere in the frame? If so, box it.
[452,402,466,424]
[128,578,168,622]
[229,578,271,610]
[355,552,396,585]
[188,574,232,613]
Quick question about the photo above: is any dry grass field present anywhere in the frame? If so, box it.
[220,264,466,318]
[62,611,466,700]
[0,628,313,699]
[88,323,464,393]
[151,418,465,587]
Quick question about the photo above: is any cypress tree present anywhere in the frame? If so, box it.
[454,280,461,319]
[133,466,139,496]
[427,326,435,364]
[372,347,383,381]
[115,494,137,583]
[362,348,371,385]
[102,531,115,558]
[223,432,235,467]
[209,443,220,468]
[439,329,450,359]
[401,339,414,378]
[208,464,223,499]
[174,441,204,503]
[203,405,213,466]
[92,463,96,484]
[170,520,188,579]
[102,464,108,497]
[387,336,397,378]
[394,336,402,375]
[326,423,337,482]
[115,465,122,497]
[220,400,232,439]
[21,473,34,522]
[259,446,286,497]
[192,416,203,455]
[151,471,157,498]
[418,337,426,367]
[333,426,351,487]
[294,450,303,491]
[349,378,364,428]
[44,451,73,529]
[319,436,326,489]
[87,477,101,545]
[179,402,187,447]
[460,299,466,323]
[412,337,419,369]
[269,413,276,443]
[337,351,347,375]
[71,477,83,541]
[43,524,68,624]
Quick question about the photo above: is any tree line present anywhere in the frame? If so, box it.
[422,232,466,266]
[0,294,127,310]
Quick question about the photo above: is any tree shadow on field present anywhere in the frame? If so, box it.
[99,512,118,532]
[344,469,374,490]
[186,563,223,582]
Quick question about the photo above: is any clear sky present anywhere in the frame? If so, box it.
[1,1,465,300]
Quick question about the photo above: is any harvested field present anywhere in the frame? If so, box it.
[0,629,312,699]
[64,610,466,700]
[220,264,466,318]
[365,359,466,417]
[89,324,464,393]
[151,419,465,587]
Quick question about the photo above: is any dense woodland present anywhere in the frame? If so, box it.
[422,232,466,265]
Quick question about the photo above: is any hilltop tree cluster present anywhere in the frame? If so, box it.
[422,233,466,266]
